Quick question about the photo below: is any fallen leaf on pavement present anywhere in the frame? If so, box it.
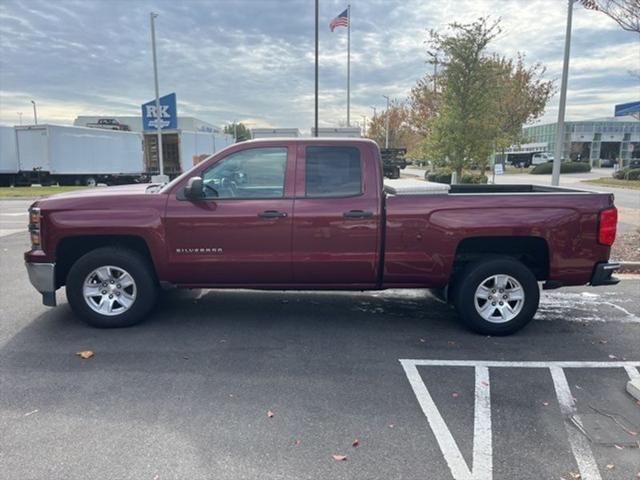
[332,454,347,461]
[267,410,274,418]
[568,472,581,479]
[481,381,489,387]
[608,354,617,359]
[452,392,459,398]
[24,409,38,416]
[419,338,426,343]
[388,424,394,428]
[542,402,549,406]
[606,464,615,470]
[352,439,359,447]
[76,350,94,359]
[614,444,624,450]
[599,339,608,344]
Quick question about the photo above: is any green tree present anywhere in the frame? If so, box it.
[224,122,251,142]
[422,18,501,177]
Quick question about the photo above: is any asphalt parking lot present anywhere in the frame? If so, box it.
[1,204,639,480]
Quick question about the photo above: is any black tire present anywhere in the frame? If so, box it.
[453,258,539,335]
[66,247,158,328]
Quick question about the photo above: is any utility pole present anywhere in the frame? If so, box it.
[382,95,390,148]
[30,100,38,125]
[17,112,23,125]
[370,106,377,119]
[314,0,319,137]
[150,12,166,182]
[552,0,575,187]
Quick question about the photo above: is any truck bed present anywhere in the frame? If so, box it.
[448,184,596,194]
[384,182,600,196]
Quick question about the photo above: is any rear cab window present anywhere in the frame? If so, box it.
[305,146,362,198]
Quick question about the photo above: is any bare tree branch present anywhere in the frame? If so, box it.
[580,0,640,33]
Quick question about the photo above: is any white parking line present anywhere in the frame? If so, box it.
[550,366,602,480]
[400,359,640,480]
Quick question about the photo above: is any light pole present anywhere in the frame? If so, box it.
[314,0,319,137]
[17,112,23,125]
[552,0,575,187]
[30,100,38,125]
[150,12,166,182]
[382,95,390,148]
[370,106,377,118]
[361,115,367,135]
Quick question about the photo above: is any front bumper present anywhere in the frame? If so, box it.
[590,262,620,286]
[25,262,57,306]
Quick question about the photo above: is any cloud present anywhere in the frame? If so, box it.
[0,0,637,132]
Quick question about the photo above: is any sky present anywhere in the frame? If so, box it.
[0,0,638,133]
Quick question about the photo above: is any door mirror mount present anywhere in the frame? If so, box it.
[183,176,204,201]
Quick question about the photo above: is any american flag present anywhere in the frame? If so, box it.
[329,8,349,32]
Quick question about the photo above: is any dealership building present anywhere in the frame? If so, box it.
[503,103,640,167]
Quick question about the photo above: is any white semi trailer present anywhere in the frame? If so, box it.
[0,125,145,186]
[0,125,19,186]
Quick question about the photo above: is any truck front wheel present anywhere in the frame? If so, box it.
[453,258,539,335]
[66,247,158,328]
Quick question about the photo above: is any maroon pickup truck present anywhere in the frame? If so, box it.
[25,138,619,335]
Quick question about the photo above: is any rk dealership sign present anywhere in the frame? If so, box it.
[142,93,177,130]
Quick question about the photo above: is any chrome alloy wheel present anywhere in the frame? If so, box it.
[474,274,525,323]
[82,265,137,316]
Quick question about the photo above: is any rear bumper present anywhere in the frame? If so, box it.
[590,262,620,286]
[25,262,57,306]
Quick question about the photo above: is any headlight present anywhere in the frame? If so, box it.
[28,207,42,250]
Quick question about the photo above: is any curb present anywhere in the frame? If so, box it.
[618,261,640,273]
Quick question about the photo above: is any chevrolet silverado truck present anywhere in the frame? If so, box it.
[25,138,620,335]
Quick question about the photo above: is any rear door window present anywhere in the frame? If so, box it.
[305,146,362,197]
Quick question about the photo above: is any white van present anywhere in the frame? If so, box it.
[531,152,554,165]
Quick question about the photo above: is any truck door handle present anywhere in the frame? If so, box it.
[343,209,374,219]
[258,210,288,218]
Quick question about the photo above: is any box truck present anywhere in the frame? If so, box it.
[7,125,145,186]
[0,125,19,186]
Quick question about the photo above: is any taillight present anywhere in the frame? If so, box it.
[28,207,42,250]
[598,208,617,246]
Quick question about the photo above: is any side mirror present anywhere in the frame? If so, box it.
[183,176,204,200]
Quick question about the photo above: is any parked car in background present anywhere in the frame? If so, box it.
[25,138,619,336]
[599,158,617,168]
[86,118,131,131]
[531,152,554,165]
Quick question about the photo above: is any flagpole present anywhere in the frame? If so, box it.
[314,0,319,137]
[347,4,351,127]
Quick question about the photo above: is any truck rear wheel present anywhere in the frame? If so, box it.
[66,247,158,328]
[453,258,539,335]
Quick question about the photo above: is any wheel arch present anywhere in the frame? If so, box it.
[55,235,157,288]
[452,236,550,282]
